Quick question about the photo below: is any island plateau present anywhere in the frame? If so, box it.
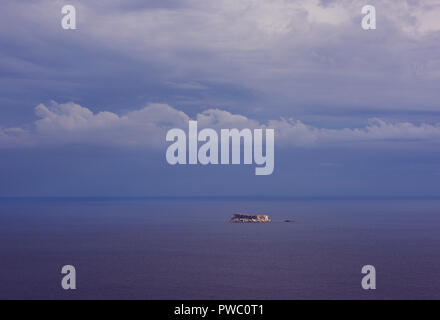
[230,213,271,223]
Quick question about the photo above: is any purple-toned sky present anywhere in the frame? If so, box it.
[1,0,440,197]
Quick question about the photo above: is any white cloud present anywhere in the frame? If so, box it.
[35,102,120,132]
[270,117,440,146]
[1,101,440,149]
[12,101,190,148]
[197,108,260,129]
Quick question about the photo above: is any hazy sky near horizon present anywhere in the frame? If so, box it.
[1,0,440,197]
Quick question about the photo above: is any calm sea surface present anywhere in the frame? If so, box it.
[0,198,439,299]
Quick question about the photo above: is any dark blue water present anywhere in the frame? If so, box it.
[0,198,439,299]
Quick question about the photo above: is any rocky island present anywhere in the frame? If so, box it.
[230,213,271,223]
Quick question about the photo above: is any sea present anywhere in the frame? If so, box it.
[0,197,439,299]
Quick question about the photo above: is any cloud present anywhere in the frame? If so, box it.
[0,126,31,147]
[270,117,440,146]
[3,101,189,148]
[387,0,440,36]
[2,0,440,124]
[1,101,440,149]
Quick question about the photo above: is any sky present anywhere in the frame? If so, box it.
[1,0,440,197]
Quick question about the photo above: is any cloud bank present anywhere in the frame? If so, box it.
[1,101,440,149]
[2,0,440,124]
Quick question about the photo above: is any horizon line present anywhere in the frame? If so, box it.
[1,195,440,201]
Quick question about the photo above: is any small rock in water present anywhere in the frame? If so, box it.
[230,213,271,223]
